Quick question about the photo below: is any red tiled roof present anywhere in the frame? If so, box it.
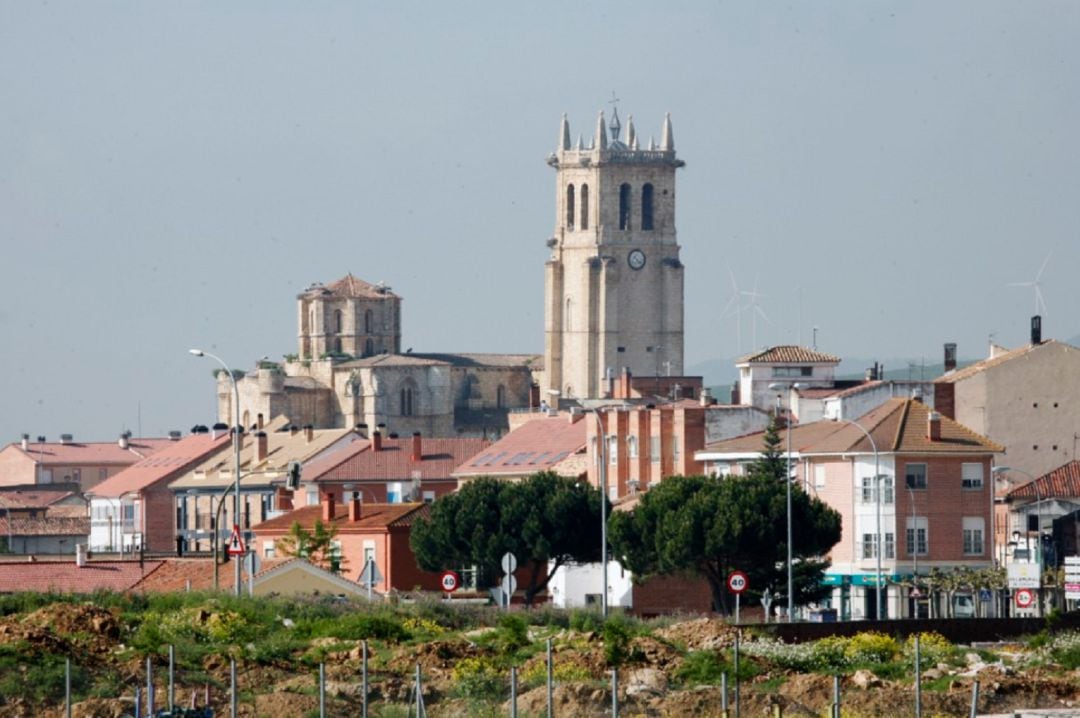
[300,274,399,300]
[308,436,489,483]
[1006,461,1080,501]
[9,438,174,466]
[737,345,841,364]
[128,557,275,593]
[453,414,587,477]
[935,341,1055,384]
[0,489,76,511]
[704,399,1003,455]
[252,502,427,533]
[0,516,88,537]
[88,433,231,498]
[0,559,164,594]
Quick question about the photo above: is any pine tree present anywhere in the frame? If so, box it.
[752,416,786,481]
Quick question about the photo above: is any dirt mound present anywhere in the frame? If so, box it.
[653,617,739,651]
[385,639,489,677]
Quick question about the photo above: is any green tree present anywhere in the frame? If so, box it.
[276,519,343,572]
[751,416,786,481]
[609,474,841,615]
[410,472,607,605]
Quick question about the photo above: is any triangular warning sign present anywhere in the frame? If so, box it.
[227,524,247,556]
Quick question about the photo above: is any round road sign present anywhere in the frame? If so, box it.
[440,570,460,593]
[1015,588,1035,609]
[727,571,749,594]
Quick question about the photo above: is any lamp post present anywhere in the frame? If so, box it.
[190,348,244,597]
[907,483,920,618]
[834,417,884,620]
[768,383,802,622]
[993,466,1043,616]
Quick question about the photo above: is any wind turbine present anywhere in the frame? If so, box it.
[742,274,772,351]
[719,266,749,355]
[1008,251,1052,316]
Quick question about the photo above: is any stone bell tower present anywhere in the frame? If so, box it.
[543,109,685,399]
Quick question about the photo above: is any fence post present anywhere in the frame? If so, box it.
[146,656,154,716]
[362,639,369,718]
[546,637,553,718]
[319,662,326,718]
[134,687,142,718]
[721,671,729,718]
[611,668,618,718]
[65,657,72,718]
[168,644,175,710]
[832,674,841,718]
[510,665,518,718]
[914,634,922,718]
[969,679,979,718]
[734,631,741,718]
[414,663,426,718]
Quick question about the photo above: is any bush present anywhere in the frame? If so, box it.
[521,658,592,688]
[568,609,603,634]
[904,632,954,668]
[603,615,639,666]
[812,635,850,670]
[311,612,411,642]
[673,650,728,686]
[845,631,900,665]
[494,614,530,655]
[451,656,507,700]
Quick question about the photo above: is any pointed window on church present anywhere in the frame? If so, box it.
[566,184,575,230]
[580,184,589,230]
[565,297,572,332]
[364,309,374,334]
[334,309,343,334]
[619,183,631,230]
[496,385,506,409]
[641,183,654,230]
[363,338,374,357]
[400,379,418,416]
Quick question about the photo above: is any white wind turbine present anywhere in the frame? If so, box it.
[742,274,772,351]
[1007,251,1052,316]
[720,267,750,355]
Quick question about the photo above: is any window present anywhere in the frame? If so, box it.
[364,338,375,357]
[651,436,660,462]
[400,386,414,416]
[306,488,318,506]
[882,476,894,504]
[565,297,572,333]
[885,532,895,559]
[609,436,618,465]
[566,184,575,230]
[73,468,81,483]
[963,517,985,555]
[580,184,589,229]
[861,477,875,504]
[363,545,376,569]
[263,540,276,559]
[364,309,373,334]
[905,463,927,489]
[906,517,928,556]
[961,463,984,489]
[772,366,813,378]
[333,337,343,354]
[618,183,631,229]
[334,309,343,333]
[814,464,826,489]
[496,385,506,409]
[862,533,895,559]
[861,475,892,504]
[627,436,638,459]
[99,468,108,481]
[329,540,343,572]
[387,482,404,503]
[641,183,654,230]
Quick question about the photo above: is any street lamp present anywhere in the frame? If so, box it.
[833,417,885,620]
[993,466,1043,615]
[548,390,609,618]
[768,382,802,622]
[190,348,244,597]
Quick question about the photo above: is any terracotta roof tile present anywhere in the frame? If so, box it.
[128,558,270,593]
[309,436,489,483]
[251,502,427,533]
[300,274,399,300]
[8,438,174,467]
[0,516,88,537]
[0,489,76,510]
[88,433,231,498]
[737,345,841,364]
[453,414,587,477]
[935,341,1054,384]
[0,559,164,594]
[1005,461,1080,501]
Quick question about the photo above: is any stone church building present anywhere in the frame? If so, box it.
[221,275,540,439]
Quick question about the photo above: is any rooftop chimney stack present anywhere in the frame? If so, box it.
[411,432,422,462]
[20,434,28,451]
[1031,315,1042,345]
[254,431,268,462]
[349,492,362,522]
[118,433,129,450]
[168,430,182,441]
[322,491,336,522]
[60,434,72,444]
[372,430,383,452]
[75,544,87,568]
[304,424,314,443]
[944,343,958,372]
[928,411,942,441]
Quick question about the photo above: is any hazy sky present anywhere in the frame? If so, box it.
[2,2,1078,442]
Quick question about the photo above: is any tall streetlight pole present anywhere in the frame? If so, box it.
[768,383,802,622]
[190,349,244,597]
[993,466,1043,616]
[834,417,884,620]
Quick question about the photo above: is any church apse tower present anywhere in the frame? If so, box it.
[543,109,685,399]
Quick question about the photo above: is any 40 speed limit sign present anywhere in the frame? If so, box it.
[727,571,749,594]
[440,570,460,593]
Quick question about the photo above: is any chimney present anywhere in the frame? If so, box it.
[411,432,422,462]
[20,434,28,451]
[254,431,268,462]
[322,491,336,522]
[75,544,87,568]
[60,434,73,444]
[168,430,182,441]
[699,388,715,407]
[118,433,129,450]
[304,424,314,443]
[211,423,227,440]
[257,414,264,430]
[1031,315,1042,345]
[928,411,942,441]
[944,343,958,372]
[372,430,383,452]
[349,492,362,522]
[355,423,368,438]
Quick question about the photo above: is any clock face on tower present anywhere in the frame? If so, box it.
[628,249,646,270]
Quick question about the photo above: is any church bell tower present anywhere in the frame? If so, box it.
[543,109,686,399]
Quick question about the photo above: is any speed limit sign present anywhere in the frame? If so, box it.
[1015,588,1035,608]
[727,571,749,594]
[440,570,460,593]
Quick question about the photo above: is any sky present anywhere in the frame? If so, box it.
[2,2,1078,442]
